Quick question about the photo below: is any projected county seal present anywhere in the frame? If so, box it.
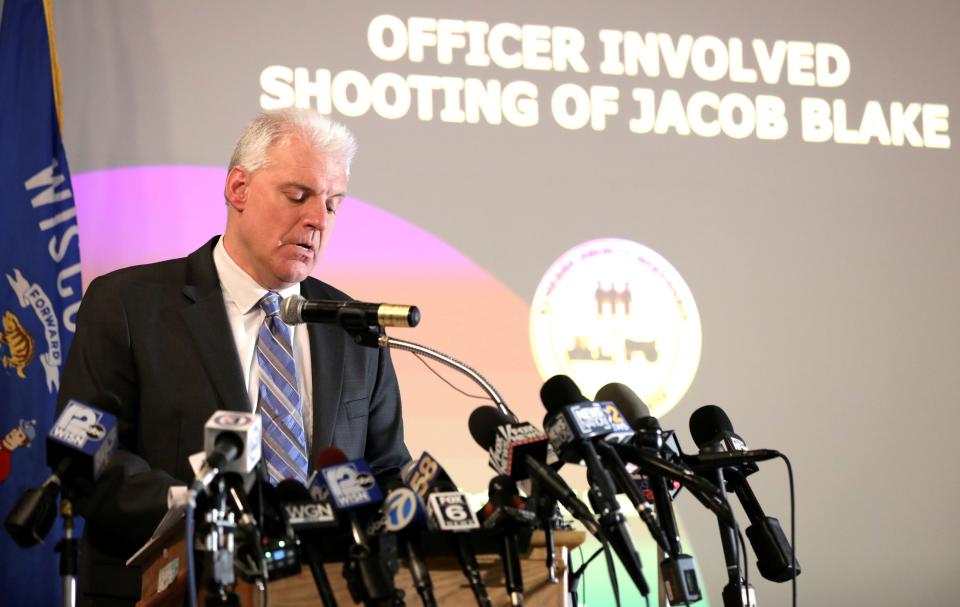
[530,238,702,417]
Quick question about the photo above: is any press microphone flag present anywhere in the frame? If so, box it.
[47,399,119,485]
[6,399,118,547]
[319,459,384,510]
[194,411,262,492]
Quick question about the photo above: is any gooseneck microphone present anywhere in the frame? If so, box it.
[690,405,799,584]
[540,375,650,597]
[280,294,420,328]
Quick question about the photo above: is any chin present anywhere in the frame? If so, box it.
[273,264,313,286]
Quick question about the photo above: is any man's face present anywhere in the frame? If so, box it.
[3,428,26,450]
[223,134,348,289]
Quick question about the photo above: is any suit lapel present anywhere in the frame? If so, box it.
[303,280,345,461]
[180,238,249,414]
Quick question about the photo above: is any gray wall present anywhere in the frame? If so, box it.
[53,1,960,604]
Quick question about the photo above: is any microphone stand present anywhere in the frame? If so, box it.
[347,326,518,423]
[709,467,756,607]
[198,475,240,607]
[54,493,79,607]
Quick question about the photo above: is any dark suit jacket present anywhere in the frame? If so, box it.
[57,236,410,605]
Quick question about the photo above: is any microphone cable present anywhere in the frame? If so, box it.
[408,350,492,401]
[600,538,624,607]
[185,499,198,607]
[778,452,798,607]
[567,533,629,607]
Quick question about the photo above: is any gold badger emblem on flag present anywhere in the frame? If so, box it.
[0,310,35,379]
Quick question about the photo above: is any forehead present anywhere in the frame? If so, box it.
[262,135,348,187]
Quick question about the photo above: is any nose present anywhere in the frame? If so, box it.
[303,197,329,232]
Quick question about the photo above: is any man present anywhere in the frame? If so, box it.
[57,109,410,606]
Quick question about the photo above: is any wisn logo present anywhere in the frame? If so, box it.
[50,402,106,449]
[321,461,382,509]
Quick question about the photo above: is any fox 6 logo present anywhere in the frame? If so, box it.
[429,492,479,531]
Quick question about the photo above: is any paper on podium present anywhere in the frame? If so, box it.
[126,452,205,566]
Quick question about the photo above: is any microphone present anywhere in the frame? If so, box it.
[193,411,262,494]
[315,447,400,605]
[275,479,339,606]
[46,398,119,490]
[280,293,420,328]
[5,399,119,546]
[595,384,736,524]
[540,375,650,597]
[595,384,702,604]
[383,487,436,607]
[478,475,535,607]
[467,406,549,481]
[690,405,800,583]
[405,451,492,607]
[468,405,599,535]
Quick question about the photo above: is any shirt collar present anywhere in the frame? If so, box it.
[213,237,300,315]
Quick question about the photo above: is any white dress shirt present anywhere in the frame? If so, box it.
[212,238,314,447]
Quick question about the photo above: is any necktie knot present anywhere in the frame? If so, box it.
[259,291,281,317]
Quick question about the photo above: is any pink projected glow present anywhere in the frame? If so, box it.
[72,166,541,488]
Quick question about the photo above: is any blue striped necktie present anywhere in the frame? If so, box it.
[256,291,309,484]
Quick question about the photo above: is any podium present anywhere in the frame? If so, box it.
[132,518,586,606]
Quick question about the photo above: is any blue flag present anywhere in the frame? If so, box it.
[0,0,84,603]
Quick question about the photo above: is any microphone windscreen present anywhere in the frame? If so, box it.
[314,446,349,469]
[539,375,585,414]
[689,404,734,447]
[630,415,661,432]
[595,382,650,423]
[279,294,305,324]
[275,478,312,502]
[468,406,510,449]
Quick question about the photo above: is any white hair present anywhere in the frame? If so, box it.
[228,108,358,175]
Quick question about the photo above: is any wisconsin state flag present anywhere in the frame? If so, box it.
[0,0,84,604]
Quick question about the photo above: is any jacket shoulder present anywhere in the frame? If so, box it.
[302,276,352,302]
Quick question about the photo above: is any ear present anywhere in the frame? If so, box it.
[224,166,250,211]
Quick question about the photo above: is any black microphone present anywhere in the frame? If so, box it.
[468,404,607,586]
[405,452,492,607]
[478,475,535,607]
[383,487,436,607]
[280,293,420,328]
[315,447,400,606]
[275,479,339,607]
[467,405,601,534]
[596,384,702,604]
[540,374,650,597]
[690,405,800,583]
[595,384,736,524]
[5,399,119,546]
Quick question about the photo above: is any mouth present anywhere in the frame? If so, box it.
[284,240,315,253]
